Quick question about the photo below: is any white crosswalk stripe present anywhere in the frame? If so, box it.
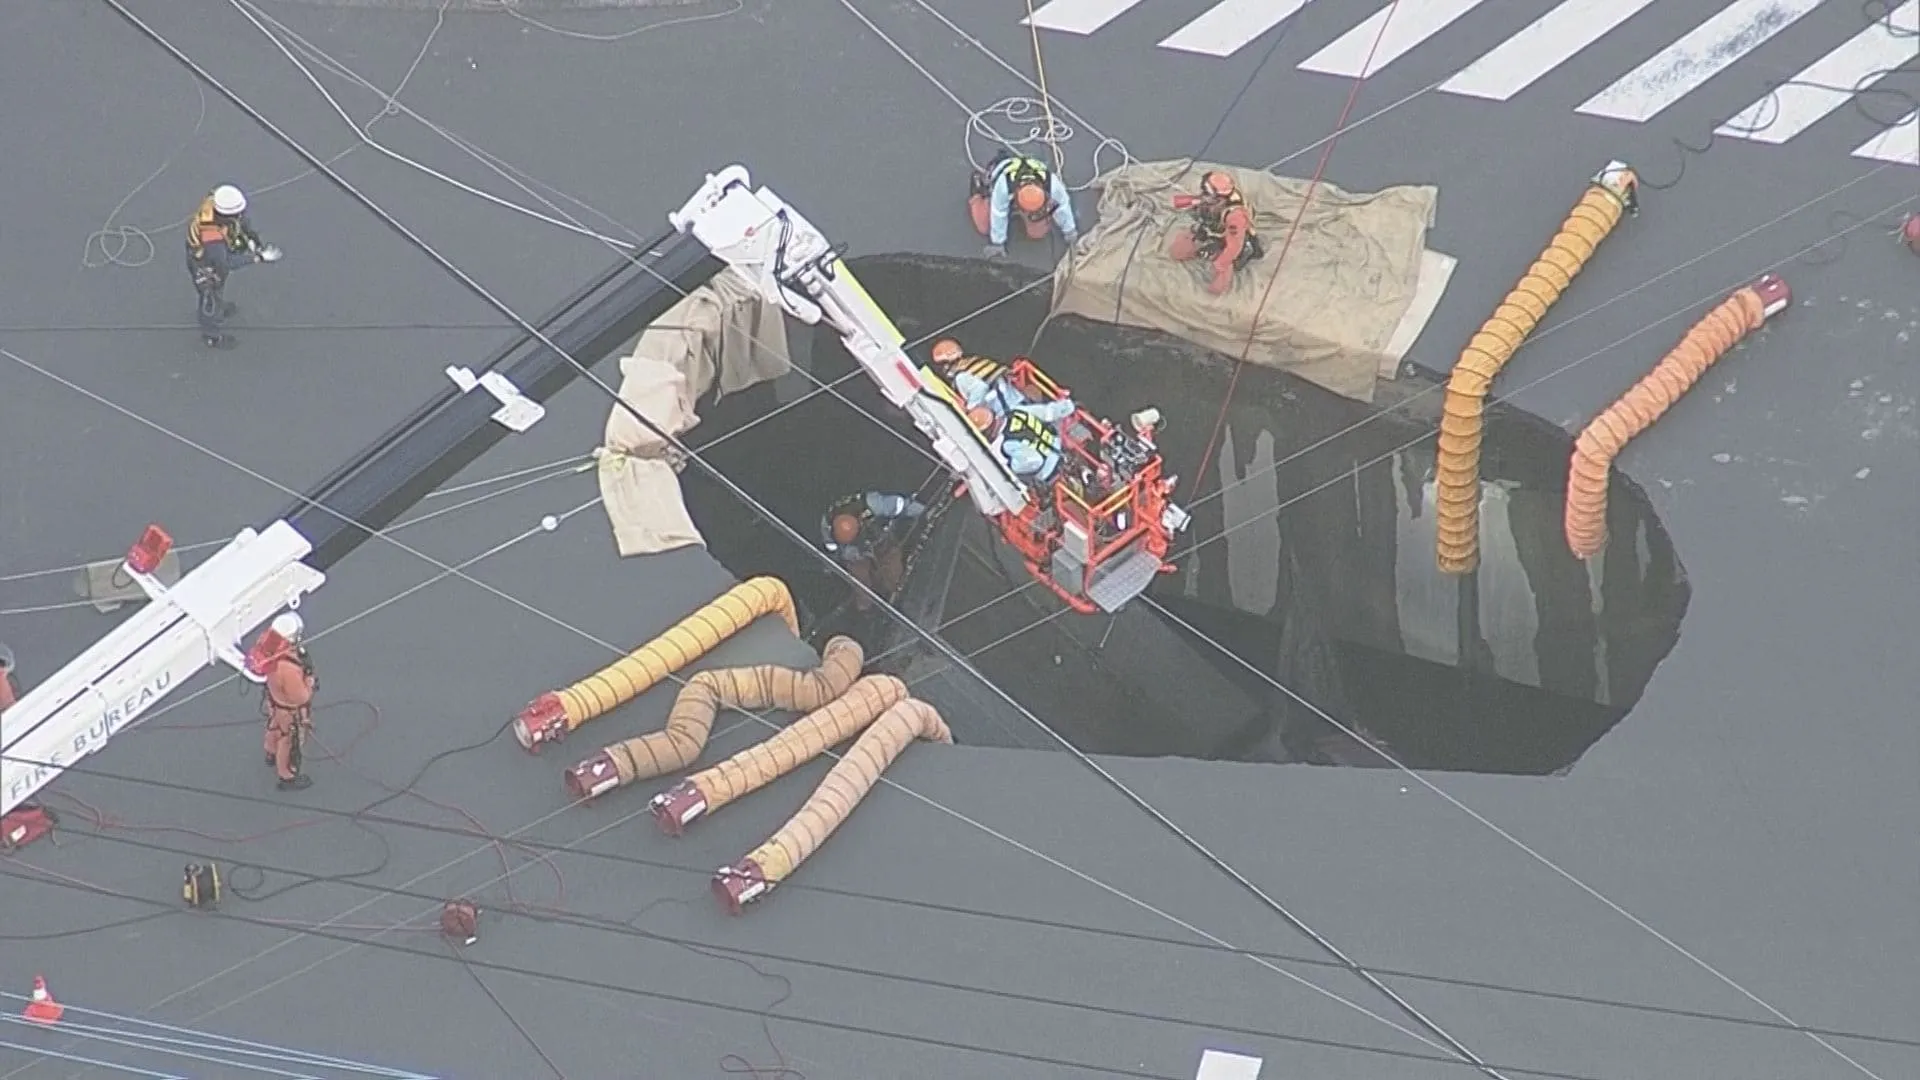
[1575,0,1825,123]
[1298,0,1492,79]
[1023,0,1920,167]
[1714,0,1918,144]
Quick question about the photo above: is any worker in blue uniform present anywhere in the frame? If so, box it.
[821,491,927,611]
[958,374,1077,485]
[968,149,1078,258]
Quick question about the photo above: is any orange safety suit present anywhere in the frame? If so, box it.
[261,649,315,782]
[1168,191,1257,295]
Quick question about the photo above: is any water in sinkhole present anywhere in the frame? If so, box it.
[678,255,1690,776]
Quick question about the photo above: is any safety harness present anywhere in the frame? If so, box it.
[1002,407,1064,482]
[995,155,1056,221]
[261,646,315,771]
[1189,190,1265,269]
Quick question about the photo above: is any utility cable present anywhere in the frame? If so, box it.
[0,866,1249,1080]
[0,860,1625,1080]
[0,993,438,1079]
[1190,0,1404,521]
[52,4,1912,1068]
[12,739,1917,1053]
[134,7,1504,1073]
[0,458,591,615]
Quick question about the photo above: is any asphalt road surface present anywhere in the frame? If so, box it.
[1,1,1915,1078]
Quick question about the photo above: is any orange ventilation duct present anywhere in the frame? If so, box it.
[1436,161,1639,575]
[563,636,864,800]
[513,577,797,752]
[1565,274,1790,558]
[715,698,952,914]
[649,675,908,835]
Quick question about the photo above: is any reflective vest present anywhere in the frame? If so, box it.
[996,156,1055,218]
[186,197,233,258]
[1003,407,1062,473]
[1190,190,1263,269]
[949,355,1005,385]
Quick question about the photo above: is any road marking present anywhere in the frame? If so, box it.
[1298,0,1492,79]
[1022,0,1152,36]
[1577,0,1824,123]
[1853,109,1920,164]
[1440,0,1662,102]
[1195,1049,1264,1079]
[1159,0,1313,58]
[1716,0,1920,144]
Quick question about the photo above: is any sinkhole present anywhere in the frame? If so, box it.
[681,255,1690,775]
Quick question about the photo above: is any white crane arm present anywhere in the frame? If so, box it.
[669,166,1031,520]
[1,521,324,815]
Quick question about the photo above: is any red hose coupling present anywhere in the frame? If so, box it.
[712,859,770,915]
[649,781,709,836]
[563,751,622,801]
[512,693,569,753]
[1747,273,1791,319]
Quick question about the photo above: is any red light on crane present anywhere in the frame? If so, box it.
[125,525,174,576]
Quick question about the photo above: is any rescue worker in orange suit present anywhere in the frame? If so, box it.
[259,612,316,791]
[0,643,18,714]
[1169,170,1263,296]
[186,184,282,349]
[969,149,1078,258]
[820,492,927,612]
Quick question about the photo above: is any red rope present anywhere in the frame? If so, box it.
[1189,0,1407,500]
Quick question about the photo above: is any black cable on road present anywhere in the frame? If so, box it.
[97,4,1506,1077]
[11,750,1917,1054]
[0,856,1634,1080]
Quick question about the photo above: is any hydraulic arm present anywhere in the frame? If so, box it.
[4,162,1170,827]
[668,167,1032,523]
[3,230,722,820]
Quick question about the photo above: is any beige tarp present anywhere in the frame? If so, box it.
[1049,159,1441,403]
[598,269,792,557]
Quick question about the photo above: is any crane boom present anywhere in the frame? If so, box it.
[669,166,1031,521]
[1,523,323,815]
[2,161,1184,835]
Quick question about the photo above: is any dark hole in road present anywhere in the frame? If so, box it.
[682,255,1690,776]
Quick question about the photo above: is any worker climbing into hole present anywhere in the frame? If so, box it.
[1169,170,1263,296]
[257,612,316,791]
[819,492,927,612]
[186,184,282,350]
[969,149,1078,259]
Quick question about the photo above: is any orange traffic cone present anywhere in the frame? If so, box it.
[22,975,63,1024]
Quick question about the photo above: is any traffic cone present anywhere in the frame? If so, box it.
[22,975,63,1024]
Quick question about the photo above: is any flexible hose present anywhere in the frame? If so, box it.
[1436,161,1639,574]
[1566,274,1790,557]
[562,636,864,800]
[649,675,910,836]
[512,577,798,752]
[715,698,952,914]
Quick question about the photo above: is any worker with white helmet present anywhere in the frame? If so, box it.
[185,184,282,350]
[256,611,316,791]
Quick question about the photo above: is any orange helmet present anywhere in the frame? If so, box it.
[831,514,862,545]
[967,406,997,433]
[1014,183,1048,215]
[931,338,964,366]
[1200,171,1235,199]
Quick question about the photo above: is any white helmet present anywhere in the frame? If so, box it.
[270,612,304,642]
[211,185,247,216]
